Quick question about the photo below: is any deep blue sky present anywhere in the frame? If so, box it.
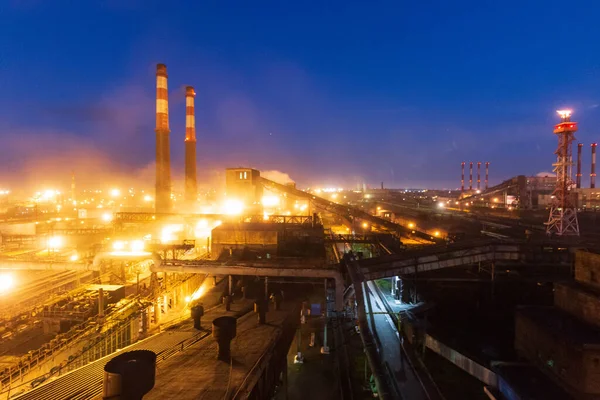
[1,1,600,190]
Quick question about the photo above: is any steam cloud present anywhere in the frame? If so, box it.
[261,170,295,185]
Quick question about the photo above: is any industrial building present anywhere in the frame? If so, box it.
[515,250,600,399]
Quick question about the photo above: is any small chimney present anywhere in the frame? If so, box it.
[103,350,156,399]
[485,162,490,190]
[191,303,204,330]
[255,298,267,324]
[212,316,237,361]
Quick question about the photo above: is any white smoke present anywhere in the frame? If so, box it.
[536,172,556,178]
[261,170,295,185]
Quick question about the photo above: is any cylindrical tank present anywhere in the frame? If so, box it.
[103,350,156,400]
[212,316,237,361]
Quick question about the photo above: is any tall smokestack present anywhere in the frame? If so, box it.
[469,162,473,190]
[477,162,481,190]
[461,162,465,192]
[576,143,582,189]
[592,143,597,189]
[184,86,197,204]
[155,64,171,213]
[485,162,489,190]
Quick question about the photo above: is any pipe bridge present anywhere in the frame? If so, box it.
[356,239,573,281]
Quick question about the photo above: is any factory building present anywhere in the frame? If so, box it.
[515,250,600,399]
[225,168,262,212]
[577,188,600,210]
[210,222,325,261]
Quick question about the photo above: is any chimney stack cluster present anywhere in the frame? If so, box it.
[154,64,198,213]
[461,162,489,192]
[573,143,598,189]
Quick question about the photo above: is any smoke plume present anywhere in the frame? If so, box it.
[261,170,294,185]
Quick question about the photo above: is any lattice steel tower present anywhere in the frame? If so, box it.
[546,110,580,236]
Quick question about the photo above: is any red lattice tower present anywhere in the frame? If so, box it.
[546,110,580,236]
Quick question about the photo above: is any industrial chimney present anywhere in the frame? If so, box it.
[155,64,172,213]
[469,162,473,190]
[485,162,490,190]
[576,143,582,189]
[477,162,481,190]
[184,86,198,205]
[592,143,597,189]
[461,162,465,192]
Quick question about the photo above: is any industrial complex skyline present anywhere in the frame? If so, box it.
[2,3,600,400]
[2,2,600,189]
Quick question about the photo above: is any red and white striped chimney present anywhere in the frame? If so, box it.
[469,162,473,190]
[461,162,465,192]
[592,143,597,189]
[485,162,490,190]
[576,143,582,189]
[155,63,172,213]
[184,86,197,204]
[477,162,481,190]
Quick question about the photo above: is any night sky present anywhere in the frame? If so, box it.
[2,1,600,190]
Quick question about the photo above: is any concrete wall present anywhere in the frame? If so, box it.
[575,251,600,289]
[515,310,586,395]
[555,283,600,329]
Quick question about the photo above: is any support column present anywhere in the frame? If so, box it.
[229,275,233,297]
[142,309,149,334]
[320,322,330,354]
[294,328,304,364]
[154,300,161,324]
[265,276,269,299]
[98,288,104,318]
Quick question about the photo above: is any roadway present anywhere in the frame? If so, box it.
[364,281,433,400]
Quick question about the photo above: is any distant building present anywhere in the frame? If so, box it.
[225,168,262,212]
[515,250,600,399]
[577,188,600,210]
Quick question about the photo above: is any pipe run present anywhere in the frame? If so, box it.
[153,262,345,312]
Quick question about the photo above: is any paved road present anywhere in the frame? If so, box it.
[364,281,428,400]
